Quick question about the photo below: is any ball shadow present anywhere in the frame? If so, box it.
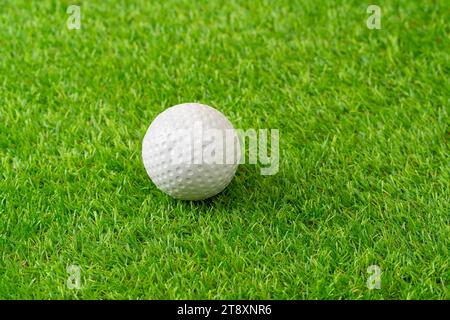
[175,164,289,213]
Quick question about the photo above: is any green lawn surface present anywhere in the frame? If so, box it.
[0,0,449,299]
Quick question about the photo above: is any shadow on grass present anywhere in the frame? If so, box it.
[164,164,291,214]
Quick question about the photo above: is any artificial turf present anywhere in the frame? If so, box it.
[0,0,449,299]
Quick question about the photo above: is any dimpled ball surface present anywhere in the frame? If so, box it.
[142,103,240,200]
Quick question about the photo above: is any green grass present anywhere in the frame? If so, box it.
[0,0,449,299]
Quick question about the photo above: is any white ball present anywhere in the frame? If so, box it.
[142,103,240,200]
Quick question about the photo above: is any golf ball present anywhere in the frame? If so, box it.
[142,103,240,200]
